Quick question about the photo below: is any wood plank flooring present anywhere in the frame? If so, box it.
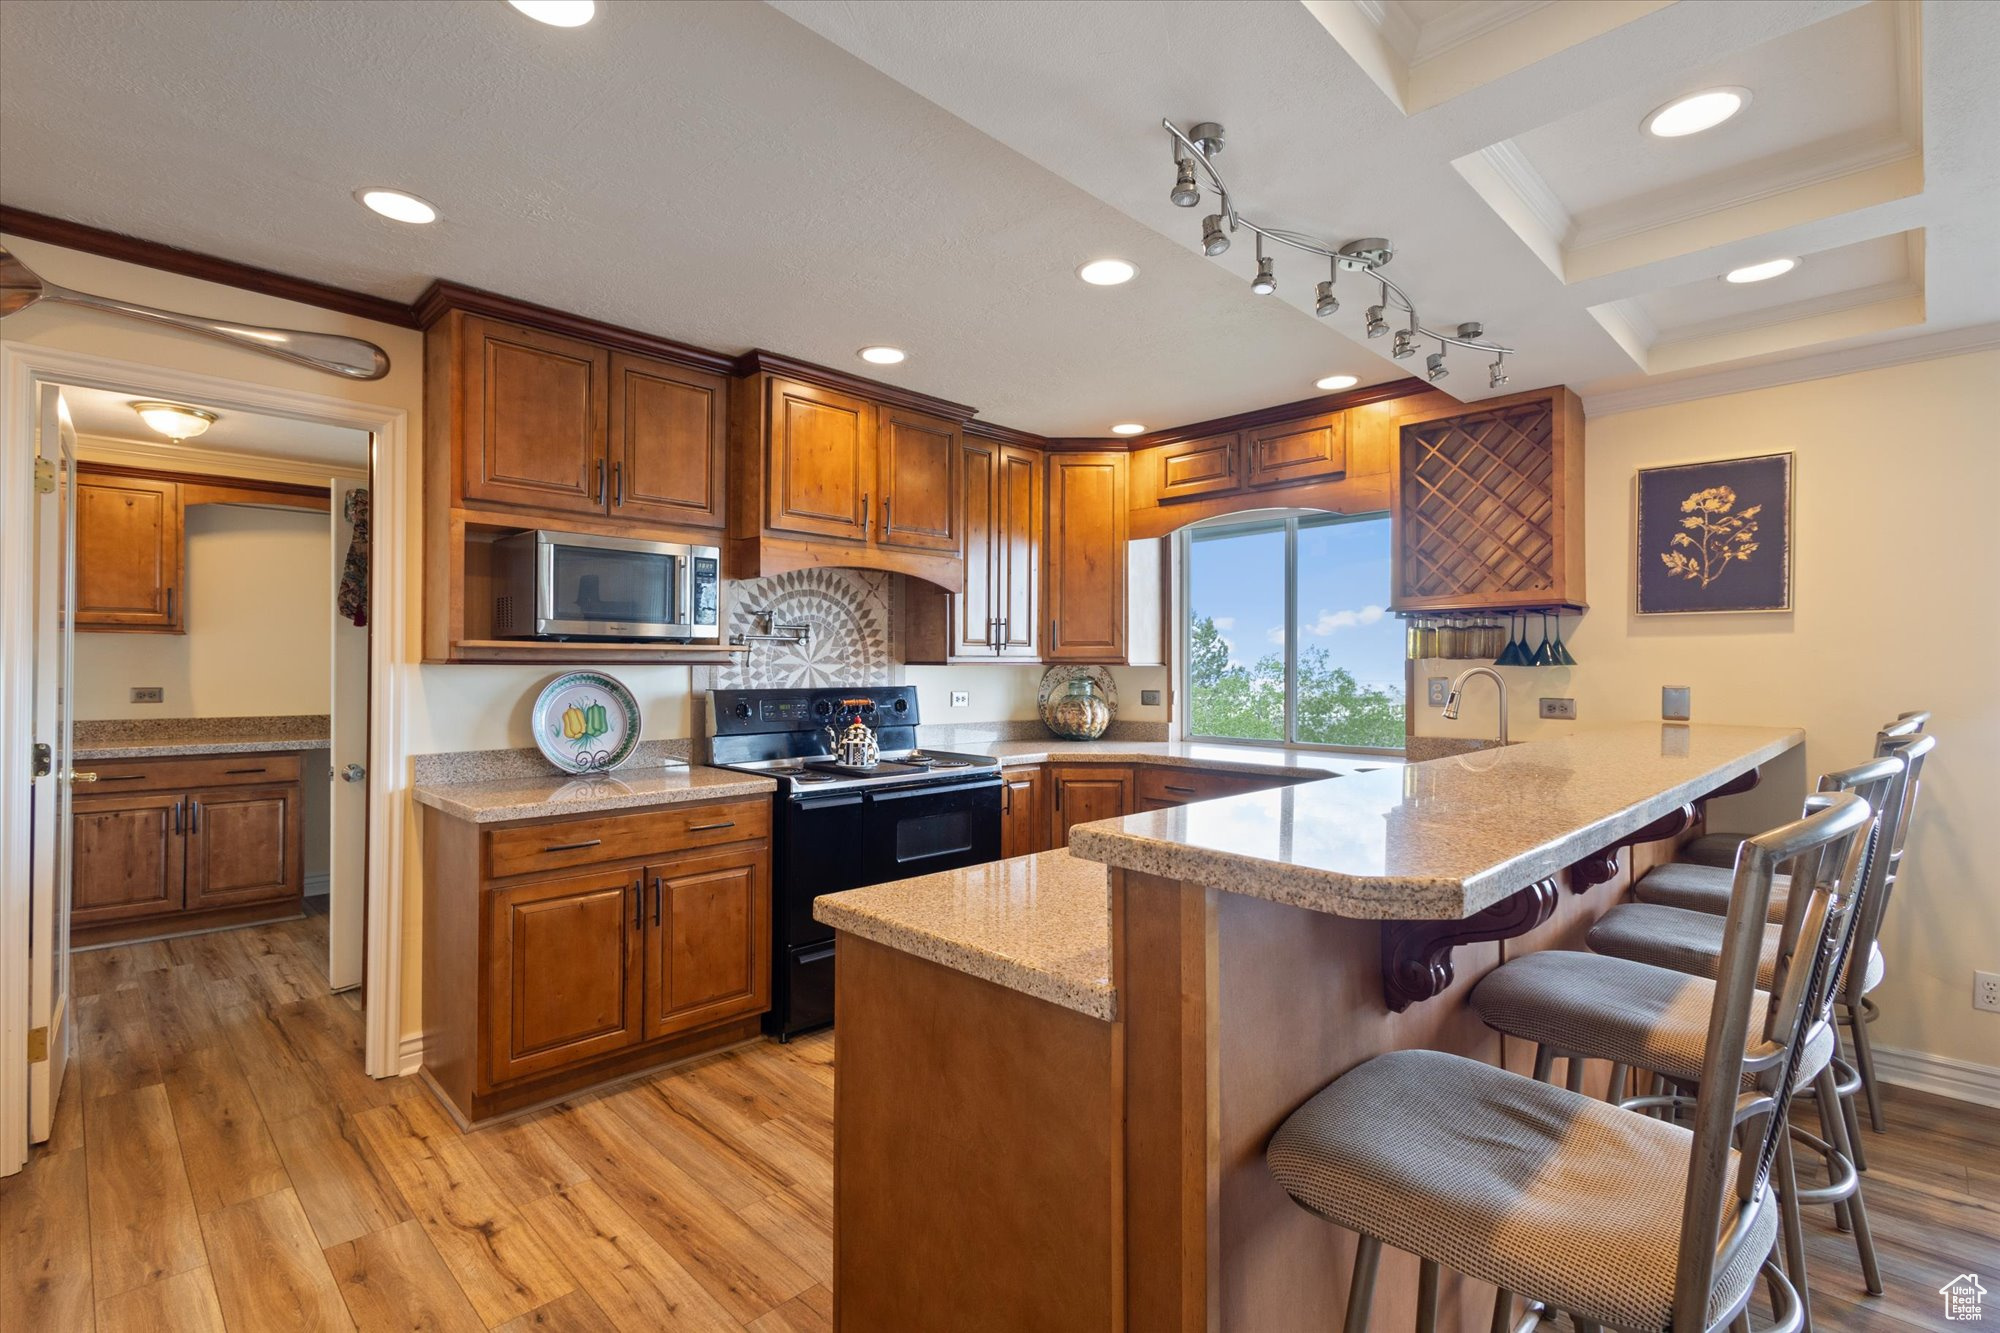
[3,910,1994,1331]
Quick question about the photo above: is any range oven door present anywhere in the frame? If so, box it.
[861,777,1003,886]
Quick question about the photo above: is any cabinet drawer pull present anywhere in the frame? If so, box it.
[224,767,267,775]
[542,838,603,853]
[687,821,735,833]
[97,774,147,782]
[1163,784,1197,794]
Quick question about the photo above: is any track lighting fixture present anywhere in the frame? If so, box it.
[1426,345,1449,382]
[1488,355,1509,389]
[1250,234,1276,295]
[1157,118,1518,368]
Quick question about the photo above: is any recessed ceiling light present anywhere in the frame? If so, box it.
[355,188,438,224]
[1724,257,1798,284]
[1644,88,1750,138]
[1110,423,1146,436]
[131,401,217,442]
[858,346,907,365]
[1315,375,1359,391]
[506,0,595,26]
[1077,259,1138,286]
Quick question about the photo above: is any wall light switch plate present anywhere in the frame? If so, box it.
[1140,689,1162,707]
[949,690,970,708]
[1427,677,1449,707]
[1539,697,1577,720]
[1662,686,1692,722]
[131,686,164,704]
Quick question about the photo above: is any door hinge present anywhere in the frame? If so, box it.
[28,1026,48,1063]
[34,458,56,494]
[31,742,52,778]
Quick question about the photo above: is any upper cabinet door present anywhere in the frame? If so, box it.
[1045,452,1127,663]
[765,378,874,542]
[995,445,1043,658]
[460,315,609,517]
[609,353,727,530]
[75,474,182,632]
[953,437,1000,656]
[877,409,961,553]
[1155,431,1241,502]
[1246,411,1346,488]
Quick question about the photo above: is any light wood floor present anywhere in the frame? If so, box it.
[3,914,1995,1332]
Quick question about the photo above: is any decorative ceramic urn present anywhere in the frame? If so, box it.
[1047,676,1112,741]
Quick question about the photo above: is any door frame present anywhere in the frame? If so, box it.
[0,343,413,1174]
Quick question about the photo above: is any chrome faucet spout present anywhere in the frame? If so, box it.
[1443,666,1509,745]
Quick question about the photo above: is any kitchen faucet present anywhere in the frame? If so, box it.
[1442,666,1509,746]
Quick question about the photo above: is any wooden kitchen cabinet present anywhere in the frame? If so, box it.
[70,753,305,945]
[905,435,1043,661]
[1245,411,1346,488]
[422,795,774,1124]
[76,472,183,632]
[1048,765,1132,848]
[609,351,728,529]
[762,376,877,543]
[457,315,610,518]
[1154,431,1241,503]
[877,407,961,554]
[1045,452,1129,663]
[1001,766,1048,859]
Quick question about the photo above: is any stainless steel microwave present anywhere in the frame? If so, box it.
[492,530,721,641]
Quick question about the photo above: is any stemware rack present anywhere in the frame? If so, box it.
[1401,608,1578,666]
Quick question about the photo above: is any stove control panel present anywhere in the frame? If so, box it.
[708,685,921,737]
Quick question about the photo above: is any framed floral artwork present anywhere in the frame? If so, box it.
[1636,453,1792,614]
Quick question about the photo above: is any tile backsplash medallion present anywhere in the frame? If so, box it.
[708,569,899,690]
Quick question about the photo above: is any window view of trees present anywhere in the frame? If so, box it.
[1187,615,1404,748]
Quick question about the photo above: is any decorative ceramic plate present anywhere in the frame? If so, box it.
[1037,665,1118,736]
[531,672,641,775]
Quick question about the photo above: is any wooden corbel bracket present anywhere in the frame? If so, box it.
[1380,879,1560,1012]
[1565,804,1698,893]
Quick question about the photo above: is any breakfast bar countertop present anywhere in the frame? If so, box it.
[1067,722,1802,923]
[412,763,778,824]
[976,738,1397,777]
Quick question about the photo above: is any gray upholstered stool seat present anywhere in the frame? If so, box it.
[1468,950,1833,1091]
[1588,902,1884,993]
[1267,1049,1778,1333]
[1678,832,1745,868]
[1632,860,1791,923]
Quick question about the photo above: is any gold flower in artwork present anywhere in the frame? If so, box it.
[1661,485,1762,588]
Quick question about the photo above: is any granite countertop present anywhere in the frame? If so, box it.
[1066,723,1802,923]
[74,714,331,760]
[813,848,1114,1020]
[413,763,777,824]
[977,739,1398,778]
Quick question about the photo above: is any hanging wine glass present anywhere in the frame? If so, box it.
[1512,612,1534,665]
[1552,610,1578,666]
[1495,612,1521,666]
[1531,610,1555,666]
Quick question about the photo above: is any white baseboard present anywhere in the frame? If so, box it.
[1871,1044,2000,1109]
[398,1033,424,1077]
[303,874,329,897]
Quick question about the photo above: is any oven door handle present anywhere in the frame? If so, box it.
[794,793,867,812]
[796,943,837,966]
[865,776,1003,804]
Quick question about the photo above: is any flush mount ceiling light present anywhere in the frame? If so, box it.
[1160,118,1515,366]
[132,401,217,442]
[506,0,596,26]
[1315,375,1359,391]
[355,188,437,224]
[1077,258,1137,286]
[1725,257,1798,284]
[858,346,907,365]
[1110,423,1147,436]
[1644,87,1750,138]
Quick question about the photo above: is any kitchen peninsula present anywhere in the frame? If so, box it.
[816,722,1802,1333]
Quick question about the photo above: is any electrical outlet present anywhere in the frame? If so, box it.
[1662,686,1692,722]
[949,690,969,708]
[1977,971,2000,1014]
[130,686,164,704]
[1539,697,1577,720]
[1427,677,1449,707]
[1140,689,1162,707]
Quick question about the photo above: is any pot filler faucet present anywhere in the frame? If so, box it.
[1442,666,1509,746]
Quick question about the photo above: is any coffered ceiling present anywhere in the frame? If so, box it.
[1,0,1994,430]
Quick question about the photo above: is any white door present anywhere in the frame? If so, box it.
[327,481,369,991]
[29,385,78,1142]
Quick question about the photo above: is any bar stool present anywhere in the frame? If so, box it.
[1265,792,1870,1333]
[1605,731,1933,1138]
[1469,754,1901,1329]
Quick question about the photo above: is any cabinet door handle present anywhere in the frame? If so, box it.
[165,586,175,623]
[613,461,623,507]
[633,880,643,930]
[1003,783,1012,816]
[173,800,183,836]
[652,875,663,928]
[188,800,200,834]
[542,838,602,853]
[861,492,870,533]
[224,767,267,775]
[595,458,606,504]
[1054,782,1061,812]
[882,495,892,538]
[687,821,735,833]
[1052,617,1059,648]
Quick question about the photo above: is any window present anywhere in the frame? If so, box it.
[1181,510,1404,752]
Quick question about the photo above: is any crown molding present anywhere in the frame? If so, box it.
[1581,322,2000,417]
[1408,0,1553,67]
[1654,277,1922,348]
[961,418,1049,449]
[413,280,739,377]
[1477,141,1576,248]
[1,203,419,328]
[1128,377,1434,448]
[732,349,978,423]
[75,432,367,484]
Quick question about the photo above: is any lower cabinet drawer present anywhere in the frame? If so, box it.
[486,798,772,879]
[81,752,304,794]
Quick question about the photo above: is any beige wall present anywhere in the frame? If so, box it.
[904,663,1172,727]
[1418,349,2000,1071]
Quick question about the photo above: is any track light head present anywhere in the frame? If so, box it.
[1170,158,1201,208]
[1251,256,1277,295]
[1488,357,1509,389]
[1426,348,1449,382]
[1392,328,1416,359]
[1315,279,1339,318]
[1365,305,1389,339]
[1201,214,1230,256]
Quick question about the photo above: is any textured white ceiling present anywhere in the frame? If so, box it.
[2,0,1996,427]
[60,384,371,467]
